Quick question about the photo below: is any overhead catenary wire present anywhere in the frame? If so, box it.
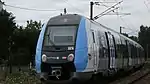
[144,1,150,13]
[116,1,139,34]
[2,3,63,11]
[93,0,123,20]
[95,1,118,3]
[98,0,139,35]
[95,1,131,16]
[94,7,120,19]
[107,0,138,33]
[127,30,139,35]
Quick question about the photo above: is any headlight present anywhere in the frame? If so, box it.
[67,54,74,61]
[42,54,47,62]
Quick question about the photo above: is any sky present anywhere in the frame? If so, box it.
[2,0,150,36]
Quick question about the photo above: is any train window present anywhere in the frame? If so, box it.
[119,38,127,59]
[92,31,95,43]
[139,48,141,59]
[137,47,139,58]
[116,41,119,58]
[131,44,134,58]
[128,42,131,58]
[122,40,128,58]
[125,40,129,58]
[98,32,103,58]
[133,45,135,58]
[44,26,77,46]
[135,46,137,58]
[54,36,73,43]
[139,48,141,58]
[115,37,122,58]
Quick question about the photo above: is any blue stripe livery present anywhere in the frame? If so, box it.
[35,22,48,73]
[74,17,88,72]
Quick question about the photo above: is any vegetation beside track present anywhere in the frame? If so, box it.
[0,71,40,84]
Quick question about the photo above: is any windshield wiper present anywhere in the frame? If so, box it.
[45,34,56,47]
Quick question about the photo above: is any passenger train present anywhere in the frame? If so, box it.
[35,14,145,82]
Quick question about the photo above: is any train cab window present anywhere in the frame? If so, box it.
[92,31,95,43]
[44,25,77,46]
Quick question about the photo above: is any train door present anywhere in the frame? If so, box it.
[86,29,95,71]
[105,32,116,69]
[91,30,98,70]
[98,32,109,70]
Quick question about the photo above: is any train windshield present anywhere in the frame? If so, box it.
[44,25,77,46]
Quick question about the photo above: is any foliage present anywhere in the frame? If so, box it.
[138,25,150,58]
[0,9,41,65]
[122,33,138,43]
[122,33,129,37]
[3,72,40,84]
[0,9,16,60]
[129,36,138,43]
[12,20,41,65]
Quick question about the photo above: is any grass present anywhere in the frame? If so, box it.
[0,71,41,84]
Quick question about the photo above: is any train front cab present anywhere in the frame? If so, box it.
[35,15,93,82]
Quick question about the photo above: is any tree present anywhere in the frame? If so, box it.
[0,9,16,61]
[25,20,41,63]
[122,33,129,37]
[129,36,138,43]
[122,33,138,43]
[12,20,41,65]
[138,25,150,58]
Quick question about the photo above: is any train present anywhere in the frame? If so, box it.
[35,14,145,82]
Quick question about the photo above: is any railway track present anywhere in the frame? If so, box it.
[38,63,150,84]
[129,71,150,84]
[110,63,150,84]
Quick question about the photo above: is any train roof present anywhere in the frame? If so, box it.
[47,14,82,26]
[84,16,143,49]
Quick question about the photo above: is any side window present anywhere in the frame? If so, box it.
[112,35,117,58]
[127,41,131,58]
[131,44,134,58]
[134,45,137,58]
[92,31,95,43]
[122,39,128,58]
[125,40,129,58]
[102,34,109,58]
[115,37,122,58]
[137,47,139,58]
[139,48,141,59]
